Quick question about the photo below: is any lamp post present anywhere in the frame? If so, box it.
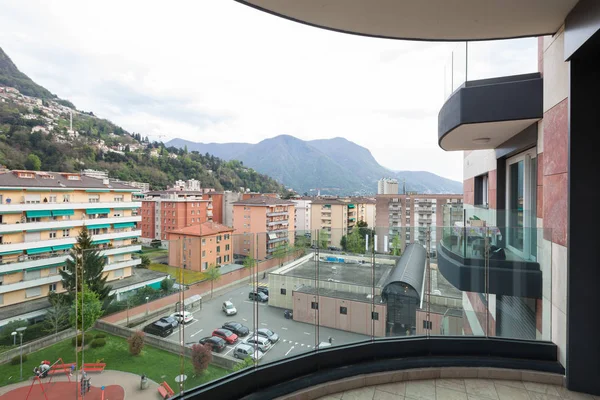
[145,296,149,315]
[16,326,26,380]
[11,331,17,346]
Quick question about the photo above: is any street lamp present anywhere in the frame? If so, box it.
[11,331,17,346]
[16,326,26,380]
[145,296,149,315]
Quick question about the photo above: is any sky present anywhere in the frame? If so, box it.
[0,0,537,182]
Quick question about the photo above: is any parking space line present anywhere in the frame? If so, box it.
[190,329,203,338]
[303,332,311,335]
[242,318,248,322]
[261,323,268,326]
[224,347,235,356]
[281,327,288,330]
[284,346,295,356]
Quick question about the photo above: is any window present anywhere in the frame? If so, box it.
[114,269,124,278]
[311,302,319,310]
[49,195,57,203]
[49,232,57,239]
[191,218,195,223]
[371,311,379,320]
[340,306,347,315]
[216,235,222,243]
[225,234,230,240]
[88,195,100,203]
[216,256,222,264]
[26,287,42,298]
[216,246,220,253]
[191,210,195,215]
[114,195,124,202]
[49,283,57,292]
[474,174,489,207]
[62,194,70,203]
[26,217,41,223]
[280,288,287,295]
[62,229,70,237]
[225,244,230,251]
[25,194,41,204]
[113,212,123,217]
[90,228,101,235]
[202,239,206,245]
[202,250,206,257]
[224,255,229,263]
[202,262,208,270]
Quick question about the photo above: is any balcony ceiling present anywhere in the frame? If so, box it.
[441,119,540,151]
[236,0,579,41]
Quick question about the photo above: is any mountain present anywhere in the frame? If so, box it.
[0,47,286,194]
[167,135,463,195]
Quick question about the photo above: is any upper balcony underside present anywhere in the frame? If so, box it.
[235,0,578,41]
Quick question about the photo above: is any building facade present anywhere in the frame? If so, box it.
[232,196,295,261]
[290,198,311,233]
[167,221,234,271]
[377,178,399,194]
[222,191,243,228]
[139,190,210,244]
[375,194,463,253]
[0,170,143,324]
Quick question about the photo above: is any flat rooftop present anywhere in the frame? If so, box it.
[279,259,393,288]
[295,286,383,305]
[110,268,168,290]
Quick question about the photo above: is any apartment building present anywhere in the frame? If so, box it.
[377,178,399,194]
[167,221,234,271]
[139,190,211,245]
[375,194,463,253]
[232,196,295,261]
[353,198,376,228]
[222,191,243,227]
[290,198,311,233]
[0,170,145,325]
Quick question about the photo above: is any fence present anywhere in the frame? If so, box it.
[95,320,239,370]
[0,328,76,365]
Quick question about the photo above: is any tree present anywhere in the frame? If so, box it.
[139,254,151,268]
[25,154,41,170]
[128,331,145,356]
[44,291,70,335]
[319,230,329,249]
[346,227,366,254]
[160,278,174,293]
[391,234,402,256]
[243,256,256,284]
[273,243,288,266]
[340,235,347,251]
[69,285,103,331]
[60,227,113,309]
[205,265,221,298]
[191,344,212,375]
[357,220,368,228]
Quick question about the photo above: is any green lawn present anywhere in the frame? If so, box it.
[0,330,229,390]
[141,247,168,260]
[148,263,206,284]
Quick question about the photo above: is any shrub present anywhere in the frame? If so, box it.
[128,331,145,356]
[233,356,254,371]
[191,344,212,375]
[91,338,106,348]
[11,354,27,365]
[71,333,94,347]
[94,333,106,339]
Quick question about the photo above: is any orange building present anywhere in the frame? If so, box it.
[139,190,210,243]
[203,192,223,224]
[242,193,279,200]
[167,221,234,271]
[232,196,295,261]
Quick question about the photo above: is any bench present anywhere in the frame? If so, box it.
[158,381,175,399]
[47,363,76,376]
[82,363,106,373]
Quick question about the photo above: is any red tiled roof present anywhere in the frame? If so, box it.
[169,221,234,237]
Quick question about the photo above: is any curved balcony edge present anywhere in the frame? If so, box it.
[177,336,562,400]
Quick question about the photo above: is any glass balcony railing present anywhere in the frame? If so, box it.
[0,224,551,397]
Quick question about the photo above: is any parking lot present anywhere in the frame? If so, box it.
[138,279,370,364]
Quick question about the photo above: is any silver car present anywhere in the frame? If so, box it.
[256,328,279,343]
[222,301,237,316]
[234,343,264,361]
[243,335,272,353]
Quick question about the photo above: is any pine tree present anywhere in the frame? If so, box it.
[59,227,114,309]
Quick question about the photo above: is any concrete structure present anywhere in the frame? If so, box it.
[0,170,145,325]
[167,221,234,271]
[139,190,210,244]
[377,178,399,195]
[375,194,463,253]
[290,198,311,233]
[222,191,243,227]
[232,196,295,261]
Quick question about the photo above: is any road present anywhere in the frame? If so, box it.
[137,280,369,364]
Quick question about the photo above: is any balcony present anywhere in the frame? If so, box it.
[0,274,62,294]
[267,211,288,217]
[102,257,142,272]
[267,219,288,226]
[438,73,542,151]
[0,201,141,213]
[267,236,288,244]
[0,215,141,235]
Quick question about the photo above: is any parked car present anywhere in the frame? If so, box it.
[212,328,238,344]
[222,322,250,337]
[222,301,237,316]
[198,336,227,353]
[243,335,272,352]
[233,343,264,361]
[159,315,179,329]
[248,291,268,302]
[170,311,193,324]
[143,321,173,338]
[256,328,279,343]
[257,286,269,296]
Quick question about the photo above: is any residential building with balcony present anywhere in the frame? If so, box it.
[232,196,294,260]
[139,190,211,245]
[310,199,347,248]
[290,198,311,233]
[167,221,234,271]
[375,194,463,253]
[0,170,148,326]
[222,191,243,227]
[377,178,399,194]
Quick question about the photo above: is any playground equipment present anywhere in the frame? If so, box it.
[26,358,73,400]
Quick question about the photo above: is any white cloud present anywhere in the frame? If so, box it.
[0,0,537,182]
